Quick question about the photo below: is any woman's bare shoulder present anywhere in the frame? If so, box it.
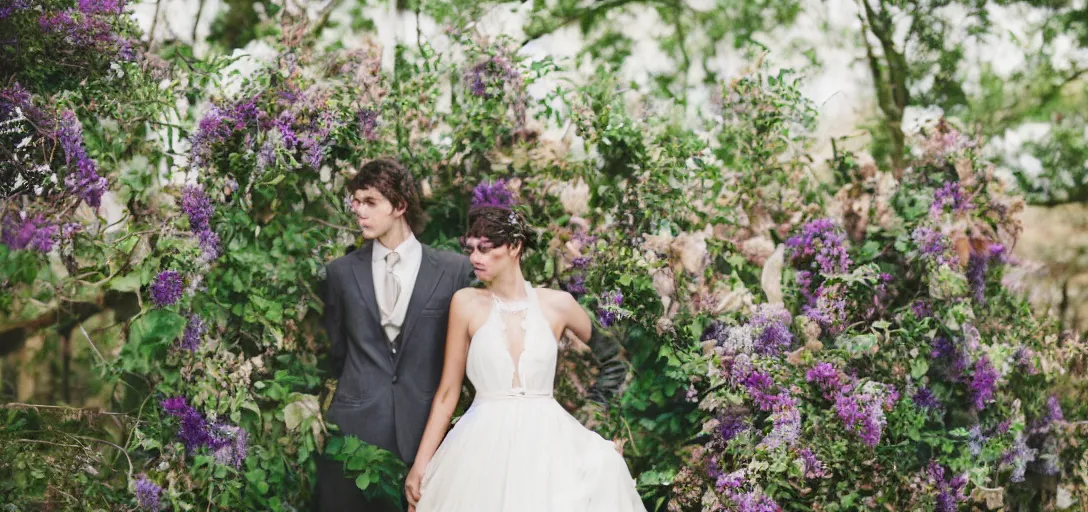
[534,287,576,308]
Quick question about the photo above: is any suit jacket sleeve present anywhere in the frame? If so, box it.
[323,264,347,378]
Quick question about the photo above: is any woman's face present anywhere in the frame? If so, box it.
[461,236,520,282]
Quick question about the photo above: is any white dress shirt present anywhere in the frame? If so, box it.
[372,234,423,344]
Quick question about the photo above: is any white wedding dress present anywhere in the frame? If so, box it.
[417,282,647,512]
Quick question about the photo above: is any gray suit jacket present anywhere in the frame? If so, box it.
[322,240,473,464]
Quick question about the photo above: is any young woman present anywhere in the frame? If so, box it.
[403,205,646,511]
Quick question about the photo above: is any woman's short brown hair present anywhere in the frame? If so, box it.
[347,158,428,233]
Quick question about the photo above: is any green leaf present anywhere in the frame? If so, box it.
[108,272,142,292]
[910,358,929,379]
[355,473,372,490]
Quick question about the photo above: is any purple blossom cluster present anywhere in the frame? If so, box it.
[37,3,135,61]
[160,397,248,468]
[464,55,520,99]
[758,393,801,450]
[785,218,851,275]
[55,109,108,207]
[911,387,941,410]
[999,432,1037,483]
[805,362,841,398]
[134,473,162,511]
[471,179,516,209]
[189,98,268,169]
[0,0,29,20]
[357,108,380,140]
[911,226,957,268]
[272,90,340,169]
[150,270,184,307]
[801,285,848,336]
[911,300,933,319]
[966,243,1006,304]
[930,335,970,381]
[833,383,896,447]
[749,304,793,355]
[718,411,750,442]
[930,181,972,218]
[969,356,999,410]
[2,213,59,252]
[728,490,782,512]
[798,448,829,479]
[178,314,205,351]
[925,461,968,512]
[596,289,629,327]
[180,185,220,261]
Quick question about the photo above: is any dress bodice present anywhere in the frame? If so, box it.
[466,282,558,399]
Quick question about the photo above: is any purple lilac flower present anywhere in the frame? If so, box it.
[197,229,220,261]
[464,55,520,98]
[0,0,29,19]
[802,287,848,335]
[970,357,999,410]
[471,179,516,208]
[805,362,841,396]
[211,423,248,468]
[834,390,887,447]
[1046,396,1064,424]
[967,425,985,457]
[134,473,161,511]
[1,213,58,252]
[181,185,214,232]
[595,289,627,327]
[911,226,957,267]
[743,371,790,412]
[799,448,829,478]
[926,461,968,512]
[161,396,218,452]
[785,218,851,275]
[189,101,265,169]
[931,181,972,218]
[966,252,988,304]
[930,336,969,380]
[758,395,801,450]
[1000,432,1037,482]
[55,111,108,208]
[728,490,782,512]
[718,412,750,442]
[750,304,793,355]
[912,387,941,410]
[78,0,124,15]
[357,108,379,140]
[716,469,746,491]
[570,256,591,269]
[1014,347,1037,375]
[911,300,933,319]
[178,314,204,351]
[562,274,586,296]
[38,9,123,55]
[150,270,184,307]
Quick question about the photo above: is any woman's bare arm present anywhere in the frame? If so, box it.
[559,290,592,342]
[410,289,473,471]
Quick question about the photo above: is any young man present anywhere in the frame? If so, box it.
[315,158,474,512]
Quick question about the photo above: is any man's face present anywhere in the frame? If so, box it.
[351,187,402,239]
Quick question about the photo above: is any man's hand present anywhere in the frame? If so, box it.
[404,463,424,509]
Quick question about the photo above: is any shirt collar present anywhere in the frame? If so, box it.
[373,233,420,262]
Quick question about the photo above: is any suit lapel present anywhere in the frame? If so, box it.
[350,242,383,330]
[394,245,444,370]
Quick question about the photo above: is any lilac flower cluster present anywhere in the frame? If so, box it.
[805,362,841,399]
[134,473,162,511]
[596,290,629,327]
[728,490,782,512]
[464,55,520,99]
[801,285,848,336]
[160,397,248,468]
[758,393,801,450]
[272,90,340,169]
[0,0,29,20]
[718,411,750,442]
[150,270,184,307]
[798,448,829,479]
[969,356,999,410]
[966,243,1006,304]
[471,179,516,209]
[911,226,957,268]
[178,314,205,351]
[189,98,267,169]
[930,181,972,218]
[911,387,941,410]
[785,218,851,275]
[911,300,933,319]
[37,3,135,61]
[749,304,793,355]
[999,432,1037,483]
[930,335,970,381]
[1,213,59,252]
[180,185,220,261]
[833,383,896,447]
[357,108,380,140]
[925,461,968,512]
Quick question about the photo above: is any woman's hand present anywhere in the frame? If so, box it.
[405,463,425,509]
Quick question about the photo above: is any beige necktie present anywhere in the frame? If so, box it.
[381,252,401,322]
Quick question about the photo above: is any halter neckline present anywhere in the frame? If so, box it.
[489,281,535,313]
